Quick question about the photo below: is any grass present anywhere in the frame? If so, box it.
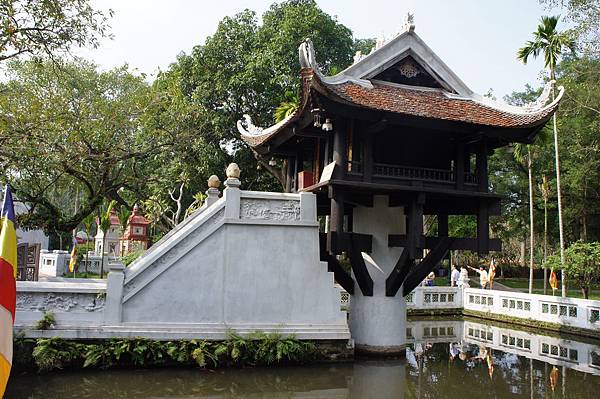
[64,272,101,279]
[497,278,600,300]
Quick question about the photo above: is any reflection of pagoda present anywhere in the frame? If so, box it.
[121,204,150,254]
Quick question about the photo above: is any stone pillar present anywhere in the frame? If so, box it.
[350,195,407,355]
[205,175,221,208]
[104,260,125,324]
[299,192,316,222]
[224,163,241,219]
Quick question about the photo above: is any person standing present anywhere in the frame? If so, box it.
[450,265,460,287]
[458,266,470,288]
[468,265,489,289]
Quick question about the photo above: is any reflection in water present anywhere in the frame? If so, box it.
[6,319,600,398]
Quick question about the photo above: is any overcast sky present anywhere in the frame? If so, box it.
[78,0,566,99]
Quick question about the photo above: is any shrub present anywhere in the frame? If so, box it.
[35,312,55,330]
[25,332,316,372]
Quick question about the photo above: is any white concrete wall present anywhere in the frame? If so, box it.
[350,195,407,351]
[16,184,348,341]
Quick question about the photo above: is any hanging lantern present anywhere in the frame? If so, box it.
[311,108,322,128]
[322,118,333,131]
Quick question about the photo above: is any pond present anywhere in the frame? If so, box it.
[6,318,600,398]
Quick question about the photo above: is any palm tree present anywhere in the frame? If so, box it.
[98,200,116,279]
[274,91,299,122]
[540,175,551,294]
[82,212,96,277]
[517,15,575,297]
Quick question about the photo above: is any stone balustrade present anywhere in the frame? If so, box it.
[339,286,600,335]
[406,318,600,376]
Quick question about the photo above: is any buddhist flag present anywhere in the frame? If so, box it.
[486,349,494,379]
[0,185,17,397]
[68,238,77,273]
[549,366,559,391]
[488,258,497,288]
[549,269,558,291]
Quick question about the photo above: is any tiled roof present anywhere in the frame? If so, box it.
[241,69,561,148]
[325,81,558,128]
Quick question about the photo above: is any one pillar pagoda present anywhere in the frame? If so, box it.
[238,19,563,355]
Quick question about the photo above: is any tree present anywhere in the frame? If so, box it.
[98,200,116,278]
[508,86,549,294]
[169,0,359,189]
[0,0,112,62]
[545,241,600,299]
[518,15,576,296]
[0,59,205,233]
[540,0,600,56]
[540,174,551,293]
[81,212,95,277]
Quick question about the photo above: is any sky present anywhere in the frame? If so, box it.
[77,0,567,99]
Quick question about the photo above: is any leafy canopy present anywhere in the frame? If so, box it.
[0,0,112,62]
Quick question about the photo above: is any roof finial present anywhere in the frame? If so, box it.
[403,12,415,32]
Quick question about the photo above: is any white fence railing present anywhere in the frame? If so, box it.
[340,286,600,333]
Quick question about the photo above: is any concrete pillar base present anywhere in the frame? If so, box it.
[355,344,407,357]
[349,294,406,357]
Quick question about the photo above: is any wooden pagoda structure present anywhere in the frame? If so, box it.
[238,20,562,306]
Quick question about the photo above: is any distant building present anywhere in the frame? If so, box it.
[95,209,122,256]
[121,204,150,254]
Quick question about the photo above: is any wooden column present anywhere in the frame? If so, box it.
[454,142,464,190]
[328,187,345,255]
[332,120,347,179]
[438,214,448,237]
[285,157,294,193]
[407,193,425,260]
[363,133,373,182]
[323,135,330,168]
[476,139,488,192]
[294,151,304,192]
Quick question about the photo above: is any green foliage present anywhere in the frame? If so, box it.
[25,333,316,372]
[34,311,55,330]
[274,91,299,122]
[560,241,600,298]
[0,0,113,62]
[517,15,576,72]
[122,251,144,266]
[213,331,316,366]
[31,338,82,372]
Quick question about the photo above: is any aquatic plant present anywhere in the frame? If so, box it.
[21,332,317,372]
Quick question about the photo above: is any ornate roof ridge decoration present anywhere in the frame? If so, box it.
[237,111,298,142]
[470,80,564,115]
[300,36,563,116]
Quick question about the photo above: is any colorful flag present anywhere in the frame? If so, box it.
[68,238,78,273]
[549,366,559,391]
[0,186,17,397]
[486,349,494,379]
[488,258,497,289]
[549,269,558,291]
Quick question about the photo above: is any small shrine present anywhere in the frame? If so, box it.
[94,209,122,256]
[121,204,151,254]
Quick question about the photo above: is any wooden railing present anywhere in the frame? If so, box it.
[346,161,478,186]
[374,163,453,182]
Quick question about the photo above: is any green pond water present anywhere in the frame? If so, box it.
[6,318,600,398]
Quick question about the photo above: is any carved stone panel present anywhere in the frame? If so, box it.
[240,199,300,221]
[16,292,105,313]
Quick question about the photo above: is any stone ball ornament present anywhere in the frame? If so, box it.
[226,163,241,179]
[207,175,221,188]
